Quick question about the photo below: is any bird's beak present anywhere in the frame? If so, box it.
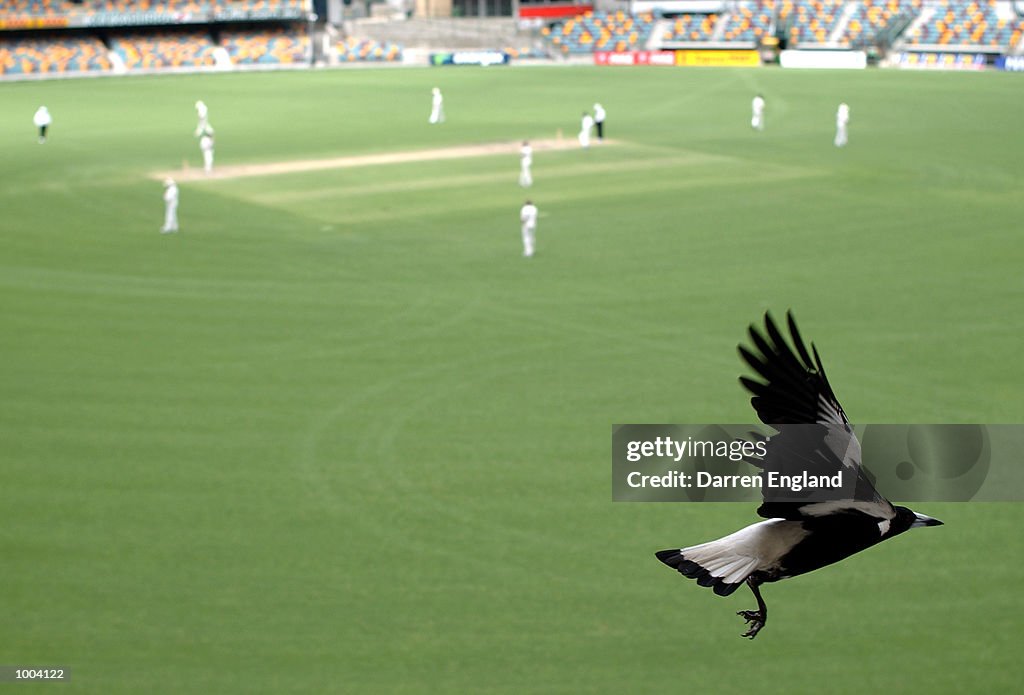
[911,512,943,528]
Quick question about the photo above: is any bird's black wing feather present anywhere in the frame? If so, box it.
[739,311,847,426]
[739,312,894,522]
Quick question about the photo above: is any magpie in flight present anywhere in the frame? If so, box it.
[656,312,943,639]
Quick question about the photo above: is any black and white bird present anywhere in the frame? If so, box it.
[656,312,943,639]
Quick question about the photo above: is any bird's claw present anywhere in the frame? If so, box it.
[737,610,765,639]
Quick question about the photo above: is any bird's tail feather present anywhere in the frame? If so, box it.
[656,546,754,597]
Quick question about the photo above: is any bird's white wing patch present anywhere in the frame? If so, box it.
[681,518,810,579]
[799,499,895,521]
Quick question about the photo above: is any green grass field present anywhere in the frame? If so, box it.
[2,66,1023,693]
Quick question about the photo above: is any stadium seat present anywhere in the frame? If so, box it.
[662,13,719,42]
[779,0,847,46]
[1,0,306,21]
[543,11,656,54]
[110,31,218,69]
[0,34,111,75]
[221,26,310,65]
[901,0,1024,49]
[336,37,402,63]
[839,0,922,48]
[718,1,777,43]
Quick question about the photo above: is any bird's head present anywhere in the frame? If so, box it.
[890,505,943,537]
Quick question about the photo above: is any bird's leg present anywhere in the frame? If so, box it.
[737,578,768,639]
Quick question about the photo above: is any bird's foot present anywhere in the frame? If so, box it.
[737,610,766,639]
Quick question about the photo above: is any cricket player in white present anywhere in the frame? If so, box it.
[161,178,179,233]
[198,126,215,174]
[194,100,209,136]
[429,87,445,124]
[519,141,533,188]
[578,112,595,149]
[751,94,765,131]
[520,200,538,258]
[835,102,850,147]
[33,105,52,143]
[593,103,606,140]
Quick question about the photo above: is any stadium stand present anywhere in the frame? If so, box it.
[79,0,303,12]
[336,36,402,62]
[110,31,218,69]
[85,0,203,11]
[221,26,309,65]
[662,13,719,42]
[839,0,923,47]
[720,0,777,42]
[540,10,656,54]
[0,0,321,77]
[901,0,1024,50]
[779,0,848,45]
[3,0,67,16]
[4,0,1024,78]
[0,0,306,19]
[0,33,110,75]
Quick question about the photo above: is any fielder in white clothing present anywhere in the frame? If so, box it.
[198,125,215,174]
[751,94,765,132]
[33,105,52,143]
[429,87,445,124]
[519,140,533,188]
[520,200,538,258]
[578,112,595,149]
[161,178,179,233]
[834,102,850,147]
[194,100,209,136]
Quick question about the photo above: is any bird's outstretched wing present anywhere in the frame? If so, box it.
[738,312,894,523]
[739,311,846,426]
